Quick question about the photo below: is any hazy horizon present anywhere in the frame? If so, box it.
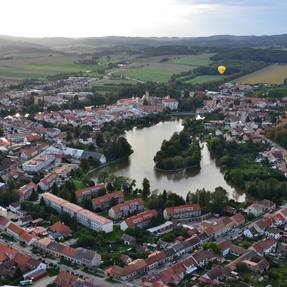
[1,0,286,38]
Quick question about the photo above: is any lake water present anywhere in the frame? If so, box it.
[94,120,245,201]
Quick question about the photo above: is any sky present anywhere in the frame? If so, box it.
[1,0,286,38]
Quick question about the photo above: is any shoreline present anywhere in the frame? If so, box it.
[154,164,201,173]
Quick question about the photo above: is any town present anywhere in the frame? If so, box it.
[0,66,287,287]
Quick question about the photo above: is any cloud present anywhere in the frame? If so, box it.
[173,0,282,5]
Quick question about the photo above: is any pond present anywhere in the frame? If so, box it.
[94,120,245,201]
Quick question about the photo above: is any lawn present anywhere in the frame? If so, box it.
[167,53,214,66]
[72,179,87,190]
[184,75,224,85]
[236,64,287,84]
[122,66,175,82]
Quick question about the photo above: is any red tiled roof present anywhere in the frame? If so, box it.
[62,246,77,258]
[50,222,71,236]
[0,215,9,227]
[7,222,24,236]
[124,210,157,229]
[39,172,57,185]
[92,191,123,207]
[53,271,78,287]
[251,239,276,254]
[110,198,144,214]
[165,204,201,217]
[19,182,37,196]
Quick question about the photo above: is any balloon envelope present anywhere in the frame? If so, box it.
[217,65,226,75]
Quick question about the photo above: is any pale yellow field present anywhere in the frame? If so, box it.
[236,64,287,84]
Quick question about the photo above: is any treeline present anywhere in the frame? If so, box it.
[154,130,201,170]
[208,136,286,202]
[186,187,229,214]
[103,137,133,161]
[212,48,287,64]
[266,126,287,149]
[100,112,171,136]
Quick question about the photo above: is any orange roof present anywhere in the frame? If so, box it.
[62,246,77,258]
[53,271,78,286]
[165,204,201,216]
[111,198,144,214]
[20,231,34,243]
[124,210,157,229]
[92,191,123,206]
[50,222,71,236]
[7,222,24,236]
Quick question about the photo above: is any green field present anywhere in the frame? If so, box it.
[122,66,178,82]
[167,53,214,66]
[236,64,287,84]
[0,63,106,79]
[184,75,224,85]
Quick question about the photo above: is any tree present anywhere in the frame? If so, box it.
[142,178,150,199]
[236,262,249,273]
[80,158,90,171]
[211,187,228,214]
[202,242,221,255]
[30,188,38,201]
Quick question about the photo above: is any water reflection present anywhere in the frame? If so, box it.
[93,120,245,202]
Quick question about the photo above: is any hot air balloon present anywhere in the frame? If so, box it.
[217,65,226,75]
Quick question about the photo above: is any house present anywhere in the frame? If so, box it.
[230,213,245,226]
[219,240,247,257]
[75,183,105,203]
[199,266,231,285]
[147,221,174,236]
[53,164,77,180]
[121,233,136,246]
[245,200,276,217]
[92,191,124,210]
[120,210,157,231]
[191,250,217,267]
[19,182,37,202]
[161,98,179,110]
[109,198,144,219]
[182,235,201,253]
[19,215,33,226]
[22,153,55,174]
[42,241,101,267]
[227,250,269,274]
[0,216,10,231]
[243,217,273,239]
[38,172,58,191]
[145,251,166,271]
[52,270,78,287]
[121,254,133,265]
[249,238,277,256]
[50,222,71,239]
[6,222,35,246]
[264,227,281,240]
[9,202,23,215]
[20,146,40,160]
[163,204,201,220]
[199,217,233,239]
[106,259,147,281]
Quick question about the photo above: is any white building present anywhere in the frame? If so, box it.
[23,154,54,174]
[42,193,113,233]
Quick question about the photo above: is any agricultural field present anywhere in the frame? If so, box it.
[236,64,287,84]
[184,75,224,85]
[167,53,214,66]
[0,63,105,80]
[0,55,108,80]
[118,62,192,83]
